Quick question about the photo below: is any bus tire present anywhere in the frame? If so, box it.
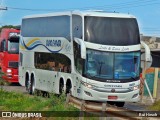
[66,80,72,95]
[25,73,30,91]
[29,75,35,95]
[59,79,64,95]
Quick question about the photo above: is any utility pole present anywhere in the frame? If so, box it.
[0,6,7,10]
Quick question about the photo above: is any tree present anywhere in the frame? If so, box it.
[0,25,20,33]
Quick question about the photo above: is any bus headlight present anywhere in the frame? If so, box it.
[81,81,94,89]
[133,86,139,90]
[86,84,93,89]
[129,85,139,91]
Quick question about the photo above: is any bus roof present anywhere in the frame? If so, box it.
[22,10,136,19]
[22,11,72,19]
[72,10,136,18]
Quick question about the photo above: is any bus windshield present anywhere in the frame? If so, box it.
[84,16,140,45]
[83,49,140,82]
[8,37,19,54]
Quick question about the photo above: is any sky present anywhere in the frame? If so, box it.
[0,0,160,37]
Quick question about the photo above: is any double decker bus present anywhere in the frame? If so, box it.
[19,11,142,107]
[0,28,20,83]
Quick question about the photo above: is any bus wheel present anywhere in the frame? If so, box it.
[29,76,35,95]
[25,73,30,91]
[66,80,72,95]
[26,80,30,92]
[59,80,64,95]
[115,102,125,107]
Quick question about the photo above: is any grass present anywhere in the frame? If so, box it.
[0,90,101,120]
[148,100,160,111]
[0,74,100,119]
[0,72,10,87]
[0,90,80,120]
[0,89,77,111]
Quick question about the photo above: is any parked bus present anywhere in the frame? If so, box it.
[19,11,143,107]
[0,28,20,83]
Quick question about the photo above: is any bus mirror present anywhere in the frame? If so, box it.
[74,38,86,59]
[141,53,152,70]
[141,41,151,62]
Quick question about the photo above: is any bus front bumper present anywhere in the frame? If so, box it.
[78,86,140,102]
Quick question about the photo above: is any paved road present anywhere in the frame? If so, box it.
[1,84,149,111]
[124,102,148,111]
[1,84,27,94]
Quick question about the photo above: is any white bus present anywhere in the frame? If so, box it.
[19,11,142,107]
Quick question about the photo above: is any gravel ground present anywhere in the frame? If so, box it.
[1,84,27,94]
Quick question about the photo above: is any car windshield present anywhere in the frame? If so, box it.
[83,49,140,82]
[8,37,19,54]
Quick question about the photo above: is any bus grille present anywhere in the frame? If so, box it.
[8,61,18,68]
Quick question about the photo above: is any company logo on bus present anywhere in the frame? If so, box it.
[111,88,116,93]
[20,38,63,53]
[46,40,61,47]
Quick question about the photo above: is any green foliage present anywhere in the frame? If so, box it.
[0,90,78,111]
[0,90,108,119]
[0,90,82,119]
[0,72,4,85]
[0,72,10,87]
[149,100,160,111]
[48,93,78,111]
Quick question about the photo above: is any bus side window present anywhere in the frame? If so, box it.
[72,15,82,39]
[73,41,83,74]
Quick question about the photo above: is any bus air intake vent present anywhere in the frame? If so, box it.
[8,61,18,68]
